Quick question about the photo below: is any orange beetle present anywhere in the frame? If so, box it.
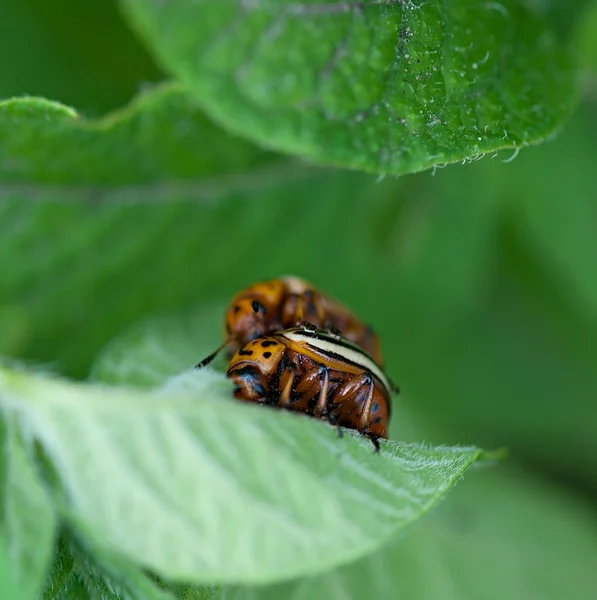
[226,326,395,449]
[211,276,382,365]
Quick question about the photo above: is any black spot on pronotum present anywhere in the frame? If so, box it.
[263,351,272,359]
[261,340,277,347]
[374,416,382,424]
[252,300,267,314]
[234,305,241,314]
[239,349,253,356]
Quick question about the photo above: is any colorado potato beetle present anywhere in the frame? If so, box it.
[226,326,395,449]
[198,276,383,367]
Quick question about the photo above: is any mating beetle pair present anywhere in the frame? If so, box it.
[197,276,396,449]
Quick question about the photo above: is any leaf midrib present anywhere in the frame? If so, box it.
[0,159,315,204]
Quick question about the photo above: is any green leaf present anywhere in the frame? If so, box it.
[0,365,486,586]
[41,535,178,600]
[213,465,597,600]
[40,537,80,600]
[380,104,597,490]
[0,82,295,377]
[578,2,597,75]
[0,538,25,600]
[121,0,577,175]
[0,413,56,600]
[2,79,596,496]
[90,304,226,387]
[0,82,276,184]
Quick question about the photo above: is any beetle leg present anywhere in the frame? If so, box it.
[292,365,326,411]
[356,378,381,453]
[329,373,381,451]
[356,376,382,452]
[326,412,344,438]
[279,368,295,408]
[287,365,332,418]
[364,432,381,453]
[293,366,322,393]
[327,325,342,338]
[313,366,329,418]
[356,376,375,432]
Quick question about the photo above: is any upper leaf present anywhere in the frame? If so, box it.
[0,83,276,185]
[0,366,485,586]
[121,0,577,175]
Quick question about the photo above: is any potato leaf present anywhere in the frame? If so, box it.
[0,366,486,585]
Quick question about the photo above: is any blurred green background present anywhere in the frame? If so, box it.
[1,0,597,597]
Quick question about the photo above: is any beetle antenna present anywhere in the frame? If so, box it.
[195,339,231,369]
